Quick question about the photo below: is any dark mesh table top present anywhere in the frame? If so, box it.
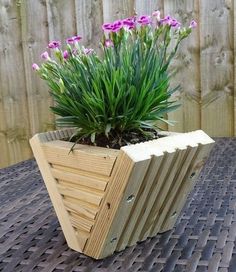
[0,138,236,272]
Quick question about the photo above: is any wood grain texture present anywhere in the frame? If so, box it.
[30,128,119,253]
[135,0,164,16]
[41,140,118,176]
[102,0,135,22]
[75,0,103,48]
[46,0,77,42]
[165,0,201,133]
[20,0,55,137]
[30,133,83,252]
[200,0,234,136]
[0,0,32,167]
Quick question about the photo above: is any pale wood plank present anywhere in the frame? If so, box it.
[52,164,110,183]
[41,140,119,176]
[46,0,77,44]
[150,146,198,235]
[84,151,137,258]
[200,0,234,136]
[160,142,214,232]
[51,168,107,191]
[139,148,188,241]
[20,0,55,136]
[30,134,82,251]
[57,182,103,206]
[63,196,99,214]
[165,0,201,133]
[116,154,165,251]
[75,230,90,250]
[0,0,32,167]
[102,0,135,22]
[64,199,98,220]
[100,156,151,258]
[69,211,94,233]
[135,0,164,16]
[75,0,103,48]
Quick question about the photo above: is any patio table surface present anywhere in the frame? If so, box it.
[0,138,236,272]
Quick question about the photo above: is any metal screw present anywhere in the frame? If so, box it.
[126,195,135,202]
[110,237,117,243]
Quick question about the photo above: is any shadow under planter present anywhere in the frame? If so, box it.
[30,129,214,259]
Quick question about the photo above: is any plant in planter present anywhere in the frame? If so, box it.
[30,11,214,259]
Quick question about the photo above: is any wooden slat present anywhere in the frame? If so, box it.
[139,148,188,241]
[51,168,108,191]
[84,151,140,258]
[41,140,119,176]
[69,211,94,233]
[99,156,151,258]
[63,198,98,219]
[74,230,90,251]
[20,0,55,136]
[75,0,103,48]
[52,164,110,183]
[0,1,31,168]
[30,134,82,251]
[102,0,135,23]
[116,153,165,251]
[63,196,99,216]
[57,182,103,206]
[150,146,198,236]
[160,143,214,232]
[200,0,234,136]
[46,0,77,43]
[165,0,201,133]
[135,0,164,16]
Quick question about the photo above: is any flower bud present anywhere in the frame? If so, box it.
[32,63,40,71]
[63,50,69,59]
[189,20,197,29]
[40,51,50,60]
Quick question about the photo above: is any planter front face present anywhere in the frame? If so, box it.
[30,129,214,259]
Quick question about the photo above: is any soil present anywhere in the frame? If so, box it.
[74,129,161,150]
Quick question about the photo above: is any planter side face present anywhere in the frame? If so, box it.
[30,129,214,259]
[30,129,120,253]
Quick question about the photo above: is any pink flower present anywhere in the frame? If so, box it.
[40,51,49,60]
[137,15,151,25]
[83,48,94,55]
[160,15,172,25]
[102,23,113,32]
[32,63,39,71]
[111,20,123,32]
[170,19,181,29]
[152,10,161,21]
[104,39,114,48]
[66,36,82,44]
[189,20,197,29]
[73,35,82,42]
[66,37,75,44]
[63,50,69,59]
[123,17,136,29]
[48,41,60,49]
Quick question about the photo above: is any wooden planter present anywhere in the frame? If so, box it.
[30,128,214,259]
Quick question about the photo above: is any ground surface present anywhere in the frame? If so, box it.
[0,138,236,272]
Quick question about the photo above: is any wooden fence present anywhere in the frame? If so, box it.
[0,0,235,168]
